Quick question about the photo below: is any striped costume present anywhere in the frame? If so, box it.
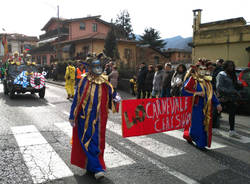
[69,73,118,173]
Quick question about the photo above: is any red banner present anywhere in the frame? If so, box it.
[122,97,193,138]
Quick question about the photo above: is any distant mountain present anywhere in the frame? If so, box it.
[135,35,192,51]
[163,36,192,52]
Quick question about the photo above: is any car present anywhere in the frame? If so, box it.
[3,63,46,99]
[235,67,250,113]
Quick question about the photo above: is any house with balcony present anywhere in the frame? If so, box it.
[0,33,38,61]
[31,15,137,66]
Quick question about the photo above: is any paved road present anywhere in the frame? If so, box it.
[0,83,250,184]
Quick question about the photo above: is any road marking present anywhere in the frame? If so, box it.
[220,124,250,134]
[118,142,200,184]
[164,130,227,149]
[54,123,135,168]
[47,103,56,107]
[62,111,70,116]
[107,121,185,157]
[11,125,73,184]
[218,129,250,143]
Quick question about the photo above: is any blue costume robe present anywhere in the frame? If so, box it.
[69,73,118,173]
[182,75,220,148]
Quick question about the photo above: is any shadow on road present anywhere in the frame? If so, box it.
[74,174,115,184]
[0,92,49,107]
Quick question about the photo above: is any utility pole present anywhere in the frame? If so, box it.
[57,5,61,63]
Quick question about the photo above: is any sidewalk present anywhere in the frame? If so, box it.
[46,79,136,100]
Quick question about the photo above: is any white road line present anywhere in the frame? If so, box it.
[107,121,185,157]
[164,130,227,149]
[54,123,135,168]
[220,124,250,134]
[218,129,250,143]
[62,111,70,116]
[11,125,73,184]
[118,142,199,184]
[47,103,56,107]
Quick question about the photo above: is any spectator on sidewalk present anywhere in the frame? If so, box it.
[76,62,86,87]
[109,65,119,92]
[170,64,187,97]
[152,64,164,98]
[216,60,242,138]
[137,63,148,99]
[52,63,58,81]
[129,75,137,96]
[144,65,155,98]
[161,63,174,97]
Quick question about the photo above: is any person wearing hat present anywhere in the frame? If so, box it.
[75,62,86,87]
[65,62,76,99]
[21,50,28,64]
[13,51,21,65]
[182,61,222,150]
[68,53,120,179]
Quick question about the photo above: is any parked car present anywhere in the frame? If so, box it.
[236,67,250,113]
[3,63,46,99]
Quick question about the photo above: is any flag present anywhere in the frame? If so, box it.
[2,34,8,56]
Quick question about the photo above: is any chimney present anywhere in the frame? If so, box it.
[192,9,202,32]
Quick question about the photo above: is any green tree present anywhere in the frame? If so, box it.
[139,27,166,49]
[114,10,135,40]
[104,27,120,60]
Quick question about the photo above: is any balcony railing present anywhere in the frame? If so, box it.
[39,28,69,40]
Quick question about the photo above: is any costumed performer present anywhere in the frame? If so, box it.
[69,53,120,179]
[182,61,222,150]
[65,62,76,99]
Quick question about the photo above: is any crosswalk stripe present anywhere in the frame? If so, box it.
[107,121,185,157]
[218,129,250,143]
[54,123,135,168]
[163,130,227,149]
[11,125,73,184]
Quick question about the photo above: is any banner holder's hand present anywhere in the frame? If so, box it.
[69,119,75,127]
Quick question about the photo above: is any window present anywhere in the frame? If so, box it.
[8,44,12,53]
[83,46,89,57]
[42,56,47,65]
[92,23,97,32]
[80,22,85,30]
[124,48,132,60]
[178,52,180,57]
[154,56,160,64]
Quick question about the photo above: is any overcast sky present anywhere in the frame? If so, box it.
[1,0,250,39]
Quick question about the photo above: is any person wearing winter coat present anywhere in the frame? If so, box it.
[216,60,242,138]
[170,64,187,97]
[108,65,119,92]
[161,63,174,97]
[152,64,164,98]
[137,63,148,99]
[144,65,155,98]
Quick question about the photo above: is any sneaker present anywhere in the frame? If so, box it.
[94,171,105,179]
[229,130,241,139]
[82,169,87,175]
[213,128,221,136]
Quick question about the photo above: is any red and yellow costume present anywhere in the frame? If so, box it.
[69,73,118,173]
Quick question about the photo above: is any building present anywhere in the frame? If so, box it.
[191,9,250,67]
[136,45,169,66]
[163,48,192,64]
[0,33,38,60]
[32,16,137,66]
